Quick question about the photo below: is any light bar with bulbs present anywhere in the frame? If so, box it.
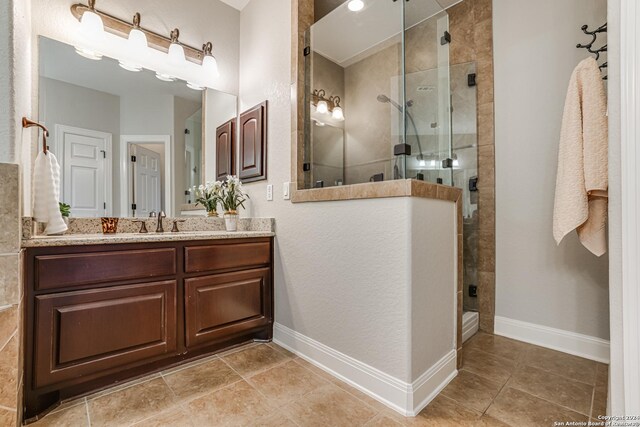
[70,0,220,90]
[311,89,345,121]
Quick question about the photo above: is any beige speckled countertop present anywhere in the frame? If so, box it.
[22,230,275,247]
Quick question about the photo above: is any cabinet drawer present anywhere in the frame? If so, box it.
[185,268,271,347]
[184,241,270,273]
[35,248,176,290]
[34,281,177,388]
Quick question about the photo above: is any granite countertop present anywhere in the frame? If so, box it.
[22,230,275,247]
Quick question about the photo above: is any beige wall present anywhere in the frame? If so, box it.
[494,0,609,339]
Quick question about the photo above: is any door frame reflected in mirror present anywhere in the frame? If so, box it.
[119,135,172,217]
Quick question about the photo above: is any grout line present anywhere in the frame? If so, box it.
[287,355,384,416]
[589,386,596,419]
[505,382,595,418]
[481,369,513,417]
[84,399,91,427]
[0,330,17,355]
[0,405,16,412]
[464,343,598,418]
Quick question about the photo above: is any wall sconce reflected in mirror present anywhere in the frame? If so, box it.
[312,89,345,121]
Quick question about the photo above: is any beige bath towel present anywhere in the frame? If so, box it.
[553,57,608,256]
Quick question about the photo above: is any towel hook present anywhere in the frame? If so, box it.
[22,117,49,154]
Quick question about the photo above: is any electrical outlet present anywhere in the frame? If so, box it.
[266,184,273,201]
[283,182,291,200]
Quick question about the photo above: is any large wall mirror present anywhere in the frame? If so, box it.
[38,36,237,218]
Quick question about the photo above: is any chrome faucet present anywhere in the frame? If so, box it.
[156,211,166,233]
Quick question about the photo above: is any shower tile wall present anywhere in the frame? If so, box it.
[343,43,402,184]
[448,0,495,332]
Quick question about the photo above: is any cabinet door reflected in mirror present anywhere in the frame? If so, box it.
[38,36,237,218]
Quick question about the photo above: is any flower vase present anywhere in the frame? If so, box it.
[224,211,238,232]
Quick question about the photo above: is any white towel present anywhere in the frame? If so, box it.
[33,151,68,235]
[553,57,608,256]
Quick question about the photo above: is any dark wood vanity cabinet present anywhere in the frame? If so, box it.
[24,237,274,420]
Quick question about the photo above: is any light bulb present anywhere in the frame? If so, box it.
[79,10,104,43]
[348,0,364,11]
[202,55,220,79]
[317,100,329,114]
[315,121,325,127]
[187,82,205,91]
[156,72,176,82]
[168,42,185,66]
[453,159,459,167]
[418,159,426,167]
[119,27,147,72]
[332,106,344,121]
[75,10,104,60]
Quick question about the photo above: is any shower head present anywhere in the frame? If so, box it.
[377,94,413,110]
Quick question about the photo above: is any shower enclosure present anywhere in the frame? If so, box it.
[304,0,456,187]
[304,0,480,316]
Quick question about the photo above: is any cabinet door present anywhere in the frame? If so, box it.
[34,281,177,388]
[216,119,235,181]
[185,268,271,348]
[238,102,267,182]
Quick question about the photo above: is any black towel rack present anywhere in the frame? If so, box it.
[577,23,607,80]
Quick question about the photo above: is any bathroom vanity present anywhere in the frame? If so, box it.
[22,232,274,420]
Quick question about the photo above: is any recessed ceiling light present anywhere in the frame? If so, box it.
[348,0,364,12]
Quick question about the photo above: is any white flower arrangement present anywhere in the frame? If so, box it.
[192,181,223,214]
[221,175,249,214]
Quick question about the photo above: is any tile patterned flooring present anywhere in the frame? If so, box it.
[32,333,608,427]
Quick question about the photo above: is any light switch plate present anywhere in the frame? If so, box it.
[283,182,291,200]
[266,184,273,201]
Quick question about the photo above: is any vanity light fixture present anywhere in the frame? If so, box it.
[312,89,345,121]
[70,1,221,88]
[316,99,329,115]
[348,0,365,12]
[201,42,220,81]
[119,12,146,72]
[74,0,104,60]
[168,29,186,66]
[330,96,344,121]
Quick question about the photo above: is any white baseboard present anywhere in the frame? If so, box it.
[494,316,610,363]
[273,323,457,416]
[462,311,479,344]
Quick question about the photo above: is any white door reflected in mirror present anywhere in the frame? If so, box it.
[132,145,162,218]
[56,125,112,217]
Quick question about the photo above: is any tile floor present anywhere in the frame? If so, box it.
[31,333,608,427]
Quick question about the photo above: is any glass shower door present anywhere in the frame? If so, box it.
[403,1,453,185]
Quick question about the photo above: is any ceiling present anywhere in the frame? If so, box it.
[218,0,251,11]
[312,0,461,67]
[39,37,203,102]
